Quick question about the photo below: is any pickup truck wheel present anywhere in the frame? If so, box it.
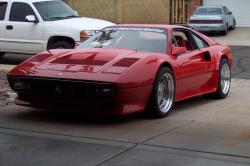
[49,41,74,49]
[0,52,5,57]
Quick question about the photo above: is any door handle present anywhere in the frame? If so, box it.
[6,25,13,30]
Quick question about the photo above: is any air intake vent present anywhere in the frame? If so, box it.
[113,58,139,67]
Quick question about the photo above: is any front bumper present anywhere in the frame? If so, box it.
[8,76,152,115]
[189,23,226,32]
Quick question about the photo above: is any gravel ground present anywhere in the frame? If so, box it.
[0,70,16,107]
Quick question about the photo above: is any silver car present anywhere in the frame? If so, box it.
[189,6,236,35]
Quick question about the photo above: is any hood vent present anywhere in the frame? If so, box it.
[113,58,139,67]
[50,52,110,66]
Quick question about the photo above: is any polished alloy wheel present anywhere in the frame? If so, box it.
[157,73,174,113]
[220,63,231,94]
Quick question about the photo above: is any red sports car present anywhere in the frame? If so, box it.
[7,25,233,118]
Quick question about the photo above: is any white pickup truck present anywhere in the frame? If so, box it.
[0,0,114,57]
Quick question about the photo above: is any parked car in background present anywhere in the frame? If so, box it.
[7,24,233,118]
[189,6,236,35]
[0,0,114,57]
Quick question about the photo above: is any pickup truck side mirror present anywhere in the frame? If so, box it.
[228,11,232,15]
[25,15,39,23]
[172,46,187,56]
[74,10,79,16]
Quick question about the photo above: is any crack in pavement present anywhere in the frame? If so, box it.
[1,125,250,163]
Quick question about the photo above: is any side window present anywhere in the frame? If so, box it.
[191,33,208,49]
[0,2,7,20]
[172,30,196,51]
[223,7,229,15]
[9,2,36,22]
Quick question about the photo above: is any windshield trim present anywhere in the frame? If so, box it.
[79,26,168,54]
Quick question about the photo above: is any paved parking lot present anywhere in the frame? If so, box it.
[0,45,250,165]
[212,28,250,46]
[0,78,250,166]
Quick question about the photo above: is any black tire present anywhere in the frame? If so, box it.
[49,40,74,49]
[0,52,5,57]
[231,19,236,30]
[222,24,228,35]
[204,58,231,99]
[146,66,175,118]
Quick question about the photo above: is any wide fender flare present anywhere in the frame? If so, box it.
[214,47,233,71]
[117,54,174,88]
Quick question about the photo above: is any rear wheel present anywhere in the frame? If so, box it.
[205,58,231,99]
[222,24,228,35]
[231,19,236,30]
[49,40,74,49]
[146,67,175,118]
[0,52,5,58]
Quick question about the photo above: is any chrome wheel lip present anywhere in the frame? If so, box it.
[221,63,231,95]
[157,73,174,113]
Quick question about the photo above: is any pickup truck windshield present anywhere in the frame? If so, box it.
[33,1,78,21]
[79,27,168,54]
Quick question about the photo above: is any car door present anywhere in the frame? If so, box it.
[172,29,214,98]
[3,2,43,54]
[0,1,8,52]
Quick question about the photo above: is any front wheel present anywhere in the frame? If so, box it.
[205,58,231,99]
[49,41,74,49]
[146,67,175,118]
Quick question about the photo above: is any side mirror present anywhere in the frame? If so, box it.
[172,47,187,56]
[25,15,38,23]
[228,11,232,15]
[74,10,79,16]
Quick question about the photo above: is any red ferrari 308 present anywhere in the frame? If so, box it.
[7,25,233,118]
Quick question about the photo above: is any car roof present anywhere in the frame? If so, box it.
[113,24,188,31]
[4,0,60,3]
[198,5,224,9]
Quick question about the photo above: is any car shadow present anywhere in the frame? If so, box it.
[10,96,216,126]
[0,53,32,65]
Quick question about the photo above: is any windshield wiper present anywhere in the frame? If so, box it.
[65,15,80,18]
[48,16,66,20]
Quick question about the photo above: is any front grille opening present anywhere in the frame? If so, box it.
[9,77,116,99]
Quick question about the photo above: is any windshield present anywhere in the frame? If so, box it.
[33,1,78,21]
[79,27,168,54]
[195,7,223,15]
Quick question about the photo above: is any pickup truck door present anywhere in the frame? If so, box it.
[0,1,8,52]
[3,2,43,54]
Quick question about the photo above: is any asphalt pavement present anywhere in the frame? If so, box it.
[0,46,250,166]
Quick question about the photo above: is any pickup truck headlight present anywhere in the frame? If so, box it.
[80,30,98,41]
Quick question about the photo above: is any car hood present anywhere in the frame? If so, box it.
[51,17,115,30]
[190,15,223,20]
[34,48,141,73]
[9,48,163,86]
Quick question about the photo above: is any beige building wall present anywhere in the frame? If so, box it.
[67,0,170,24]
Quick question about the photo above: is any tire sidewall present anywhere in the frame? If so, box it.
[149,67,175,118]
[0,52,5,57]
[232,20,236,30]
[50,41,74,49]
[217,58,231,98]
